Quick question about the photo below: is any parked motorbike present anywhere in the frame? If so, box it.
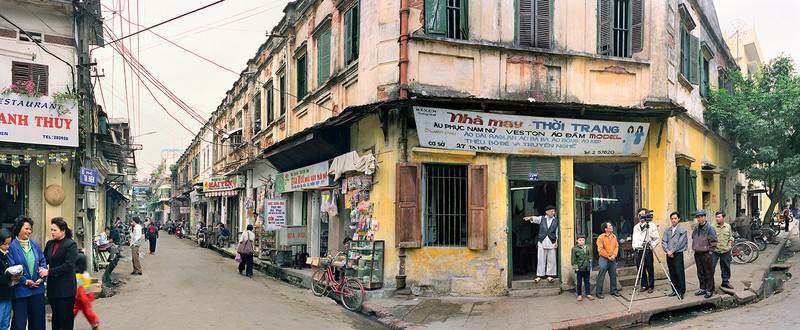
[175,226,184,239]
[197,228,208,248]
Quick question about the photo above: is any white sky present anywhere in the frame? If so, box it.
[714,0,800,65]
[95,0,799,181]
[95,0,290,180]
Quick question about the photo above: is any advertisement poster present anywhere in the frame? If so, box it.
[265,199,287,230]
[0,94,79,147]
[413,107,650,156]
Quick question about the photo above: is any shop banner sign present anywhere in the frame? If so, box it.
[413,107,650,156]
[179,207,190,214]
[265,199,287,230]
[275,161,331,194]
[203,175,238,192]
[278,226,308,246]
[0,94,79,147]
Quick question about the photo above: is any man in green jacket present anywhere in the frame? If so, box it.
[712,210,734,290]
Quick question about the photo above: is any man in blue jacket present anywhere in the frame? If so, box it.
[662,211,688,299]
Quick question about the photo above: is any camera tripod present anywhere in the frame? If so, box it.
[628,222,681,312]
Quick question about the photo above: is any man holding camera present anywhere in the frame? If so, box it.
[632,208,660,293]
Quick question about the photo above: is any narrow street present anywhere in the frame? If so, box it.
[79,234,386,329]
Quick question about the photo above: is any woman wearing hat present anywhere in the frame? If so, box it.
[524,205,559,283]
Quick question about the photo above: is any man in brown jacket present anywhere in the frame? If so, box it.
[594,222,621,299]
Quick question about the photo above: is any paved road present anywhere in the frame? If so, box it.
[649,249,798,329]
[77,233,386,330]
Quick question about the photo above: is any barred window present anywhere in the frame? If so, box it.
[423,164,468,247]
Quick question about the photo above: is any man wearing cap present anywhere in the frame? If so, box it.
[524,205,559,283]
[691,209,717,298]
[632,208,660,293]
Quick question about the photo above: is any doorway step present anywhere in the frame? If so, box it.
[508,279,561,297]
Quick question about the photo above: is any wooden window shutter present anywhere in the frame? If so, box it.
[459,0,469,39]
[517,0,533,46]
[597,0,613,55]
[31,64,47,95]
[425,0,447,36]
[689,34,699,84]
[12,62,29,84]
[317,30,331,85]
[631,0,644,53]
[396,163,422,248]
[688,169,697,216]
[677,166,687,219]
[534,0,551,49]
[344,8,353,64]
[468,165,488,250]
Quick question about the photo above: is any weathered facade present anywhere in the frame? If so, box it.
[175,0,748,296]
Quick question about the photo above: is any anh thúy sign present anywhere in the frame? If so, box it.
[0,94,79,147]
[203,175,239,192]
[413,107,650,156]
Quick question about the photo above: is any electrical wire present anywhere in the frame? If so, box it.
[106,0,227,45]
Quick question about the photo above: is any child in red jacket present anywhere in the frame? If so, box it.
[73,253,103,330]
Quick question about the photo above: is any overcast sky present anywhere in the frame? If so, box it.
[95,0,799,181]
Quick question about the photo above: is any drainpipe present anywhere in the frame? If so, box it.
[396,0,411,290]
[399,0,410,99]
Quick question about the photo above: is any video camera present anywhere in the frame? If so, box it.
[639,209,654,222]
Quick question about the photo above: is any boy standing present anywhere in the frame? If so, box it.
[571,234,595,301]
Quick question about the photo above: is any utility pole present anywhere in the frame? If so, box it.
[73,0,98,271]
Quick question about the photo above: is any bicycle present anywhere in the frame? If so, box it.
[731,239,759,264]
[311,253,366,311]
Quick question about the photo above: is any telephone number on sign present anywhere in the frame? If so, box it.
[584,150,615,155]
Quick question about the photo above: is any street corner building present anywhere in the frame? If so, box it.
[172,0,756,297]
[0,0,134,270]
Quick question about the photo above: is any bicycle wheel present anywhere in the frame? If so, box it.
[744,241,759,262]
[311,269,330,297]
[764,226,779,238]
[732,242,752,264]
[340,278,365,311]
[753,237,767,251]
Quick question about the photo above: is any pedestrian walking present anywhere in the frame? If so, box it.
[43,217,78,330]
[691,209,717,299]
[73,253,103,330]
[0,228,22,329]
[146,219,158,254]
[783,204,792,232]
[632,208,660,293]
[7,215,48,330]
[570,233,594,301]
[712,211,734,290]
[594,222,621,299]
[523,205,559,283]
[237,224,256,278]
[130,217,143,276]
[662,211,688,298]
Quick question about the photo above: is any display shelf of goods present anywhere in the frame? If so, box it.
[346,240,384,289]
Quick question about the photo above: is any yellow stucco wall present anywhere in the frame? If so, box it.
[40,165,76,244]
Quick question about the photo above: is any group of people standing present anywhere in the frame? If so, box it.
[528,206,735,302]
[0,215,102,330]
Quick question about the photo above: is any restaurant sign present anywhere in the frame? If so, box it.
[203,175,240,192]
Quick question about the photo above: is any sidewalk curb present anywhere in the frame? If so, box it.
[361,302,425,330]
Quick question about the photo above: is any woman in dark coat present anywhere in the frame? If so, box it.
[1,228,22,329]
[7,215,48,330]
[42,217,78,330]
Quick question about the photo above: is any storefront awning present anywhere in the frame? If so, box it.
[204,190,239,197]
